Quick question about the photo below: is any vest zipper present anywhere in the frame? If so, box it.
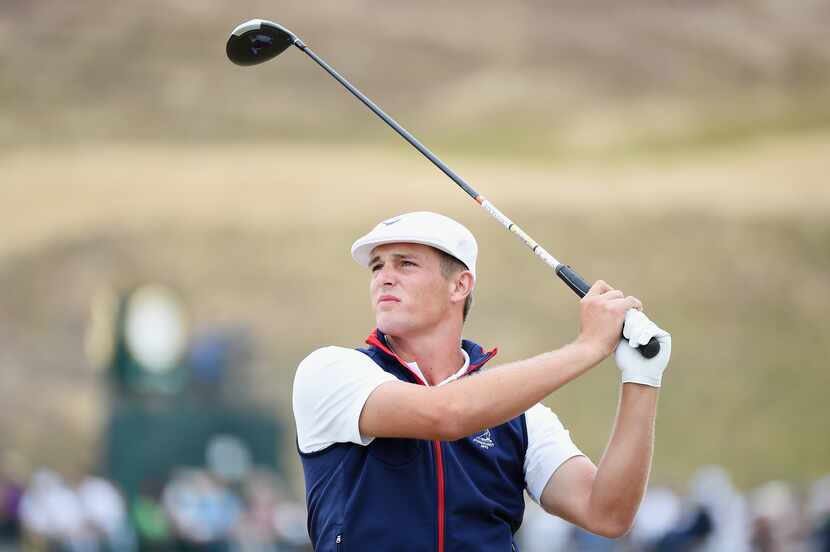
[367,330,497,552]
[336,533,342,550]
[434,440,445,552]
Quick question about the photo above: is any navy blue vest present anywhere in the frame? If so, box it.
[299,329,528,552]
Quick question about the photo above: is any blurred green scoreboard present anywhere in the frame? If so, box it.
[88,283,284,500]
[105,402,281,501]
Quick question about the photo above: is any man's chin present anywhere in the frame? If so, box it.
[376,316,411,338]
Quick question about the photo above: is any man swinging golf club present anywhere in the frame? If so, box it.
[293,211,672,552]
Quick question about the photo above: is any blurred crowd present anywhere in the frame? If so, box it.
[0,467,310,552]
[3,464,830,551]
[519,466,830,552]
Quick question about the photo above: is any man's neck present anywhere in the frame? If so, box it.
[385,320,465,386]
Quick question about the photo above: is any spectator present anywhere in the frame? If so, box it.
[629,485,682,549]
[162,469,242,550]
[571,526,617,551]
[807,475,830,552]
[19,469,97,552]
[272,499,311,550]
[9,465,830,551]
[231,471,283,551]
[517,499,573,552]
[0,471,23,544]
[131,481,173,550]
[749,480,801,552]
[77,475,135,551]
[688,465,751,552]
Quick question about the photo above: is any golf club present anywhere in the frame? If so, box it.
[226,19,661,359]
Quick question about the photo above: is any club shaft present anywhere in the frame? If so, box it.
[295,40,563,272]
[291,37,660,358]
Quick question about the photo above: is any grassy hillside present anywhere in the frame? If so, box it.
[2,0,829,491]
[1,1,830,153]
[1,134,828,488]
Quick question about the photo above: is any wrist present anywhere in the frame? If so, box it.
[569,338,608,368]
[621,371,662,388]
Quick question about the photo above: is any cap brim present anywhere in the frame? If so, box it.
[351,236,474,279]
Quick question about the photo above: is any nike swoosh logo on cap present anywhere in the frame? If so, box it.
[382,218,402,226]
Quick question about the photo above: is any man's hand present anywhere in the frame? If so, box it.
[615,310,671,387]
[575,280,642,359]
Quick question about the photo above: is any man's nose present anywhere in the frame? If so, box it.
[376,264,397,286]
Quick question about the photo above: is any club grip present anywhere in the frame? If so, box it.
[555,264,591,298]
[555,264,660,359]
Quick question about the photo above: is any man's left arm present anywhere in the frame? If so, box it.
[539,310,671,538]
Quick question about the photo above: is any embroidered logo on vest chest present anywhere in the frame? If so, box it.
[472,429,495,450]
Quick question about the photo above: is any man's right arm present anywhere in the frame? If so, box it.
[359,340,604,441]
[360,281,640,441]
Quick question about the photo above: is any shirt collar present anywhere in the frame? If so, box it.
[365,328,498,385]
[405,349,470,387]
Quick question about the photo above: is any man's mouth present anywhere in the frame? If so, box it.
[378,295,401,304]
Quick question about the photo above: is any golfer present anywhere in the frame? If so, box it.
[293,211,672,552]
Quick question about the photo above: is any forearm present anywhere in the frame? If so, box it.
[588,383,658,533]
[435,341,604,439]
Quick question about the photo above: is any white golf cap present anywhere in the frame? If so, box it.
[351,211,478,281]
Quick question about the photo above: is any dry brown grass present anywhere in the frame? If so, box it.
[1,133,829,488]
[2,0,830,148]
[3,130,829,258]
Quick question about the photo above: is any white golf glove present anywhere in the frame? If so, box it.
[614,309,672,387]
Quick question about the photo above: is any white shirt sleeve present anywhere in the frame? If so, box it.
[524,403,585,504]
[293,346,398,454]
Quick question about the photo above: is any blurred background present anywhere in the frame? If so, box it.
[1,0,829,550]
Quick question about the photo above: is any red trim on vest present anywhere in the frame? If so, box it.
[435,441,445,552]
[365,329,428,386]
[366,329,498,379]
[466,347,499,374]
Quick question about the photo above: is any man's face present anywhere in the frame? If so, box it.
[368,243,455,337]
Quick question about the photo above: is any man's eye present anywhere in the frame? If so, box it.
[370,264,382,272]
[401,260,416,267]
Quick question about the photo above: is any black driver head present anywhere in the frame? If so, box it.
[226,19,297,66]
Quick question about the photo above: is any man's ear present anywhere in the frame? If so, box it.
[449,271,474,304]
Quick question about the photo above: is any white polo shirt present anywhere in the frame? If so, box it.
[292,346,584,503]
